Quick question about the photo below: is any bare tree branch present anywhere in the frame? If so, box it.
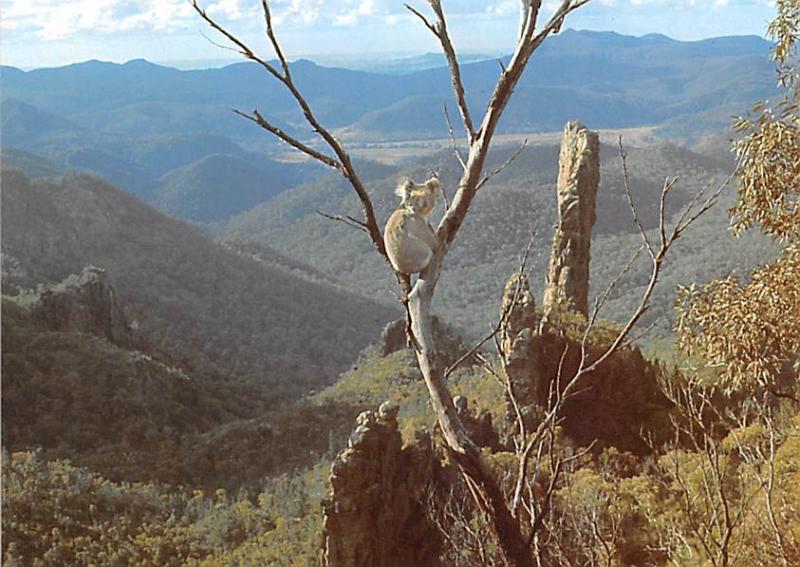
[671,173,733,240]
[445,229,536,379]
[403,3,436,33]
[477,139,528,190]
[406,0,475,141]
[234,109,340,169]
[259,0,290,78]
[192,0,283,81]
[191,0,387,257]
[443,103,467,170]
[518,0,532,42]
[618,137,654,256]
[316,211,369,233]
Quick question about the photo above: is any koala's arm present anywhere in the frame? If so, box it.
[422,221,439,252]
[401,218,438,251]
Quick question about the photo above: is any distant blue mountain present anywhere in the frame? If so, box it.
[0,30,776,221]
[0,30,774,142]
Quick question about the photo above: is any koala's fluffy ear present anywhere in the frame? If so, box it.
[395,177,414,202]
[425,177,440,195]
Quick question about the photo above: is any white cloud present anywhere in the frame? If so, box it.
[485,1,518,16]
[1,0,195,39]
[332,0,376,27]
[207,0,257,21]
[279,0,324,24]
[0,0,776,42]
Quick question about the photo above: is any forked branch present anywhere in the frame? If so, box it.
[191,0,386,257]
[406,0,475,141]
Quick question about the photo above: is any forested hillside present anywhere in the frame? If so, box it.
[1,167,397,402]
[224,140,774,340]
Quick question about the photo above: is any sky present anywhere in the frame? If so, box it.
[0,0,778,69]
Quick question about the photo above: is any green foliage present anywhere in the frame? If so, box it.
[2,451,328,567]
[314,346,505,442]
[677,0,799,390]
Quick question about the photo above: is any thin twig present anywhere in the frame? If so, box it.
[477,139,528,190]
[316,210,369,233]
[405,0,475,141]
[445,228,536,378]
[260,0,290,78]
[618,137,654,256]
[621,318,659,348]
[671,172,734,241]
[198,29,242,54]
[443,103,467,170]
[403,3,436,33]
[235,109,340,168]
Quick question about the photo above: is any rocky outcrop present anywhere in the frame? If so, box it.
[453,396,503,451]
[498,272,670,453]
[542,121,600,320]
[322,401,442,567]
[379,316,466,364]
[28,266,130,344]
[493,121,672,454]
[500,273,543,409]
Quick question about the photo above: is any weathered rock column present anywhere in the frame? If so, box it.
[542,121,600,320]
[500,273,541,407]
[321,401,441,567]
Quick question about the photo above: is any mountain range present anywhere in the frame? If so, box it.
[1,30,776,225]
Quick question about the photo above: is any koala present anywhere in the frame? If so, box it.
[384,176,440,275]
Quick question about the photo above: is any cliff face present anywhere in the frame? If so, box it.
[322,401,442,567]
[500,271,671,454]
[27,266,130,344]
[542,121,600,320]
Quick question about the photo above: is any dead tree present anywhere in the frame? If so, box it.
[191,2,724,564]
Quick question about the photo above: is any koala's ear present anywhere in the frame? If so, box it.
[425,177,440,195]
[395,177,414,202]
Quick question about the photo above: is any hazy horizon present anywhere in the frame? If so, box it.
[2,27,774,72]
[1,0,777,69]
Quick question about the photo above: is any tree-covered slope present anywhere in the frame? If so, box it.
[1,167,398,402]
[222,140,774,340]
[154,153,302,222]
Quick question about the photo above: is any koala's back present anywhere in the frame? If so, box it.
[384,208,438,274]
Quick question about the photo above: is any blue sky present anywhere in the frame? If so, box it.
[0,0,778,69]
